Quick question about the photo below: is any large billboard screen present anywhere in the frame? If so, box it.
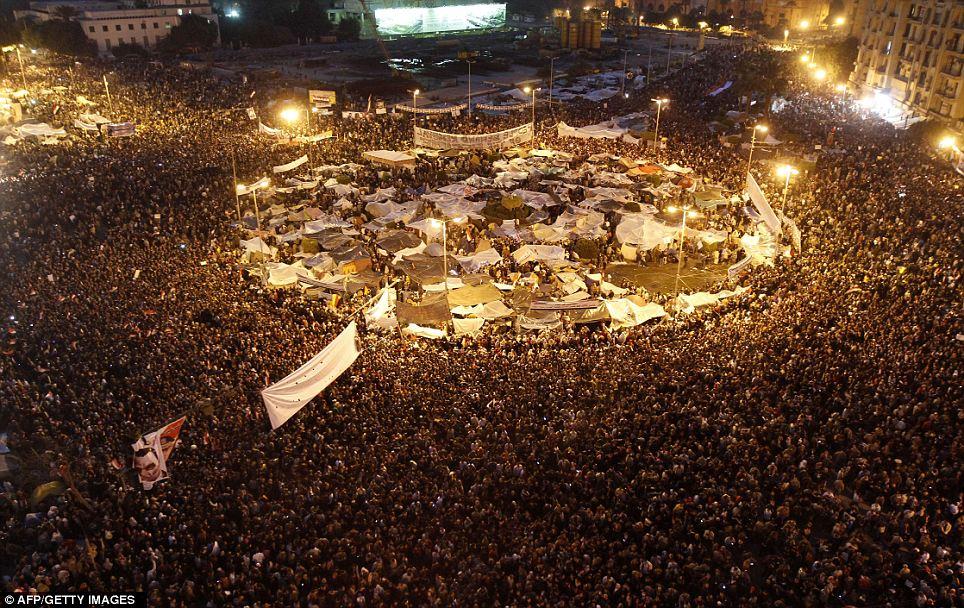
[374,2,506,36]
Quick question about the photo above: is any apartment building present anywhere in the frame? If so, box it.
[16,0,219,53]
[851,0,963,128]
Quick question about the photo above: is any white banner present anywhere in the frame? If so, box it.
[258,121,282,137]
[414,123,533,151]
[272,154,309,174]
[396,103,467,115]
[261,322,360,429]
[746,173,782,235]
[476,102,529,112]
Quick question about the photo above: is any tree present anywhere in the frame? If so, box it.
[0,16,20,46]
[112,42,148,57]
[52,5,77,21]
[335,16,360,42]
[24,19,95,55]
[158,13,218,53]
[286,0,330,42]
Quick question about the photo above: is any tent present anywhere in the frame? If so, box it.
[363,150,417,169]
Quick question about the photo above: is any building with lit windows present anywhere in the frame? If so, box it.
[15,0,219,53]
[850,0,963,128]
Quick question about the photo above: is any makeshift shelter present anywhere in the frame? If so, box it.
[363,150,417,169]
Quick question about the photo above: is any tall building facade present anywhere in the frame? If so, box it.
[850,0,963,128]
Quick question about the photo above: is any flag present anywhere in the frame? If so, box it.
[131,416,186,489]
[364,287,397,329]
[746,173,781,235]
[131,432,167,490]
[261,322,360,429]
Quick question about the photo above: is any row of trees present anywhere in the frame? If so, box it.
[0,0,361,57]
[219,0,360,49]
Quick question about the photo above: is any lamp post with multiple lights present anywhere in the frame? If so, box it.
[651,97,668,162]
[746,124,768,180]
[429,216,467,294]
[776,165,799,212]
[666,204,700,300]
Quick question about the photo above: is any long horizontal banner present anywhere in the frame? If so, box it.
[396,103,467,115]
[475,103,530,111]
[272,155,309,174]
[414,122,533,151]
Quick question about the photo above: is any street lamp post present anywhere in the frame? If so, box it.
[548,56,555,110]
[412,88,419,131]
[621,49,629,97]
[524,86,538,147]
[938,136,962,171]
[667,205,699,301]
[746,124,768,181]
[430,217,466,295]
[776,165,799,212]
[651,98,668,162]
[466,59,473,116]
[14,46,28,92]
[666,32,674,76]
[103,74,114,115]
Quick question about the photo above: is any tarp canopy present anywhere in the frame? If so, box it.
[455,248,503,272]
[512,244,567,265]
[447,283,503,307]
[364,149,417,168]
[396,292,451,326]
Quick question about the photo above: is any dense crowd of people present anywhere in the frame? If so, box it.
[0,42,960,607]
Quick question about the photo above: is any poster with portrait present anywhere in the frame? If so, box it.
[131,416,186,489]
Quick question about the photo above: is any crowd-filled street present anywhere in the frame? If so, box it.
[0,42,961,607]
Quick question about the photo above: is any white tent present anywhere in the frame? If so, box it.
[363,150,417,169]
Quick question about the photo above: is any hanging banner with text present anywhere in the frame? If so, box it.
[414,122,533,151]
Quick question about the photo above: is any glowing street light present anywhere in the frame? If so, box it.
[651,97,669,162]
[799,19,810,29]
[236,177,270,230]
[666,205,701,300]
[834,16,845,26]
[835,83,847,92]
[523,86,539,146]
[671,17,679,28]
[784,29,789,43]
[278,106,301,124]
[746,124,768,179]
[938,135,958,151]
[814,68,827,81]
[800,53,810,63]
[776,165,799,211]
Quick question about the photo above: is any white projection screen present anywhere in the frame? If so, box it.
[374,2,506,36]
